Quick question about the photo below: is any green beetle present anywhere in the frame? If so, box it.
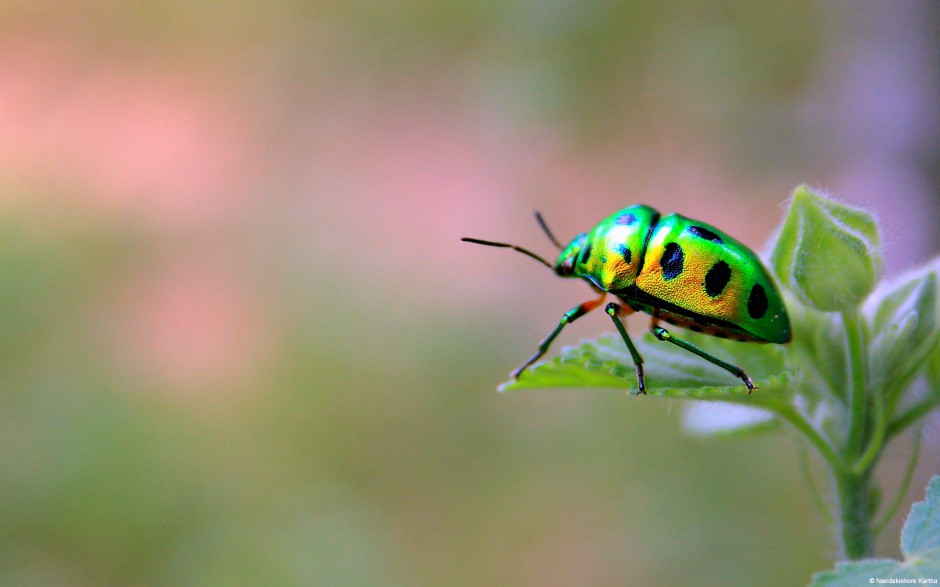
[463,205,791,394]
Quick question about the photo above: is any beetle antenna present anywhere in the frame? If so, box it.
[534,211,563,250]
[461,237,554,270]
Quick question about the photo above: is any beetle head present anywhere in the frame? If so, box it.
[555,234,587,276]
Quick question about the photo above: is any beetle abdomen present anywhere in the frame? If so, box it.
[633,214,791,344]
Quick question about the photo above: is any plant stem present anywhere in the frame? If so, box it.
[843,311,868,458]
[774,404,842,473]
[835,468,874,559]
[886,396,940,442]
[852,380,885,475]
[828,311,877,559]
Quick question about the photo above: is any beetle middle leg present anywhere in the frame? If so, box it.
[650,323,757,394]
[604,303,646,395]
[512,292,606,379]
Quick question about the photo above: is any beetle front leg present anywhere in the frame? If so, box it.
[651,325,757,394]
[605,303,646,395]
[512,294,606,379]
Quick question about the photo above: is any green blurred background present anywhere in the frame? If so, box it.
[0,1,938,585]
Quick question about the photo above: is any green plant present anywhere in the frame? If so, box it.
[812,476,940,585]
[500,186,940,578]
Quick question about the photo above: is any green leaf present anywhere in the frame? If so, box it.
[784,291,846,401]
[771,186,882,312]
[901,478,940,561]
[928,347,940,398]
[883,255,940,402]
[500,333,796,409]
[810,476,940,586]
[866,268,939,401]
[497,337,641,392]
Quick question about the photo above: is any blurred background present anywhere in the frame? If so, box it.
[0,1,938,585]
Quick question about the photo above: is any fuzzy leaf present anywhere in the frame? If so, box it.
[497,337,642,392]
[500,333,795,409]
[810,476,940,586]
[771,186,882,312]
[866,269,939,400]
[784,291,846,400]
[874,255,940,401]
[928,349,940,399]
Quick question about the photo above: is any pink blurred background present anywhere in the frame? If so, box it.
[0,2,937,585]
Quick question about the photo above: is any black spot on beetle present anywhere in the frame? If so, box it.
[579,242,592,265]
[688,324,704,333]
[687,225,723,244]
[704,260,731,297]
[660,242,684,280]
[713,331,729,339]
[616,243,632,264]
[616,214,637,226]
[748,284,768,319]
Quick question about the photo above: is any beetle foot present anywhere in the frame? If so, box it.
[741,374,757,395]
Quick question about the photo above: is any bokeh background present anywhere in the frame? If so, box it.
[1,1,938,585]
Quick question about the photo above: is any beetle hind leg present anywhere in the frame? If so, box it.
[651,325,757,395]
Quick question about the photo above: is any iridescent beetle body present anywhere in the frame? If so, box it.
[463,205,791,394]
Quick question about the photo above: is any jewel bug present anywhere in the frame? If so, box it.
[462,205,791,394]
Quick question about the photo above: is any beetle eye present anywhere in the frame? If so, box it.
[578,242,593,265]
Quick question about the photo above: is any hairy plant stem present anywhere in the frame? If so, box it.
[844,311,868,459]
[836,311,875,559]
[774,403,841,473]
[887,396,940,442]
[835,467,874,559]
